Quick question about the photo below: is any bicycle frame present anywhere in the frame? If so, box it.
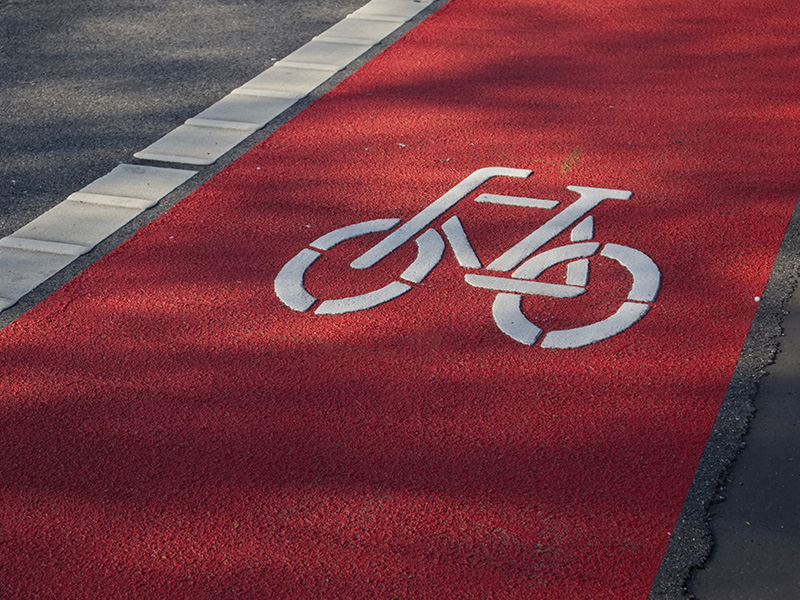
[350,167,633,273]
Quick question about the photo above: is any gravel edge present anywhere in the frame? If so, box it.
[648,197,800,599]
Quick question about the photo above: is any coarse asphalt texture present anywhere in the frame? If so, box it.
[2,1,800,599]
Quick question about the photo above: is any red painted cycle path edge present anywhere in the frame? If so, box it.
[2,1,799,598]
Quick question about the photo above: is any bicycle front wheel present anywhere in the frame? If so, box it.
[487,242,660,348]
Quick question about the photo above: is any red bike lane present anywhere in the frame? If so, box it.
[2,1,799,598]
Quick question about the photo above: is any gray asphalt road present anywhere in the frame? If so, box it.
[0,0,367,239]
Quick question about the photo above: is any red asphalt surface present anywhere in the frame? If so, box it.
[2,1,800,598]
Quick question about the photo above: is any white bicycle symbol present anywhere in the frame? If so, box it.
[274,167,660,348]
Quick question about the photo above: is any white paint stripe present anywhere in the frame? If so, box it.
[512,242,600,281]
[570,216,594,241]
[566,258,590,286]
[601,243,661,302]
[465,274,584,298]
[488,187,631,272]
[274,248,321,312]
[541,302,651,349]
[315,281,412,314]
[492,293,543,345]
[352,168,532,269]
[310,218,399,251]
[400,229,444,283]
[441,215,482,268]
[475,194,559,209]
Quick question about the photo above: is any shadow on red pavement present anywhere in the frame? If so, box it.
[2,1,800,598]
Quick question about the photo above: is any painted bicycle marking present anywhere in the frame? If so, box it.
[274,167,660,348]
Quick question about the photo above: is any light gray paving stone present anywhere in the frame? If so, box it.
[228,89,303,100]
[10,164,197,248]
[280,39,374,70]
[192,93,299,127]
[318,15,404,41]
[0,237,90,257]
[0,245,82,309]
[347,13,407,23]
[0,164,195,311]
[274,60,344,72]
[10,201,143,249]
[78,164,198,203]
[311,35,379,45]
[68,192,158,211]
[238,65,337,95]
[184,117,263,131]
[134,123,259,165]
[352,0,433,19]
